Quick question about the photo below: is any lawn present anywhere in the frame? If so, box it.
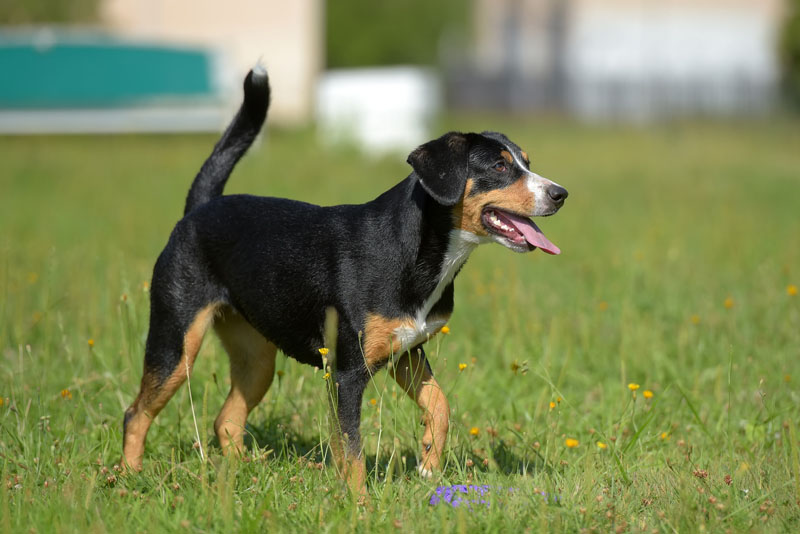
[1,117,799,533]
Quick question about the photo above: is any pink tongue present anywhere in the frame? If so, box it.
[502,211,561,255]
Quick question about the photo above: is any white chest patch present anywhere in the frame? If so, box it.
[393,229,482,353]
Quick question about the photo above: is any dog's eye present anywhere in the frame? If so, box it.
[493,162,507,172]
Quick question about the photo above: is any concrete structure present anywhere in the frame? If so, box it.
[101,0,324,125]
[316,67,441,154]
[457,0,784,119]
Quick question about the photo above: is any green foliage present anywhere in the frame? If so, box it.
[326,0,468,68]
[0,0,99,24]
[1,118,800,531]
[780,0,800,107]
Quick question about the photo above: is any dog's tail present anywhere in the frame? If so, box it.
[184,65,271,216]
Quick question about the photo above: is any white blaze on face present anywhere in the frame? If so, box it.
[506,145,565,217]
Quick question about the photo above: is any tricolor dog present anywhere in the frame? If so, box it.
[122,67,568,490]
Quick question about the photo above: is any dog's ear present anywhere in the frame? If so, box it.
[407,132,470,206]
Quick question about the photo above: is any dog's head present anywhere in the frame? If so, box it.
[407,131,567,254]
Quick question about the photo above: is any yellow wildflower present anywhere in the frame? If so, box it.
[369,398,377,406]
[440,325,450,334]
[142,281,150,292]
[628,383,640,391]
[565,438,579,448]
[469,427,480,436]
[690,314,701,325]
[0,397,4,407]
[597,301,609,311]
[88,339,95,348]
[458,363,467,372]
[549,401,556,410]
[596,441,607,450]
[322,372,330,380]
[60,389,72,400]
[724,296,734,309]
[788,284,798,297]
[318,348,329,356]
[643,390,654,399]
[660,432,669,441]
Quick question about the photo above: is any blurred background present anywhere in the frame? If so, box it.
[1,0,798,149]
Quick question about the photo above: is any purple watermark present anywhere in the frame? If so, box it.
[429,485,559,510]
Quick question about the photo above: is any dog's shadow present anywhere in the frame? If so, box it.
[168,414,547,481]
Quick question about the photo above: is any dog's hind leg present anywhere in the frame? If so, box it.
[213,309,277,456]
[122,302,218,471]
[390,347,450,477]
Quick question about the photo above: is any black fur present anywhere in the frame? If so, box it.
[184,68,270,215]
[126,67,567,475]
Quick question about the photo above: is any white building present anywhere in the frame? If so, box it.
[463,0,784,119]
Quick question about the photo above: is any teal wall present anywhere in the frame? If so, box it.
[0,32,215,108]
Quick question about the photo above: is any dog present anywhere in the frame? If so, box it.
[122,66,567,491]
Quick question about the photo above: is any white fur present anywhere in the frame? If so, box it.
[393,229,484,353]
[506,145,564,216]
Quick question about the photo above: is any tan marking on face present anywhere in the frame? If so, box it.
[500,150,513,164]
[451,178,536,235]
[521,151,529,164]
[122,303,219,471]
[390,351,450,473]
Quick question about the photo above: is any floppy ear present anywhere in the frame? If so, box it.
[407,132,469,206]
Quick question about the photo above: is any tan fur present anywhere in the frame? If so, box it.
[213,309,277,456]
[362,313,450,369]
[122,304,219,471]
[500,150,513,163]
[521,150,529,164]
[390,351,450,473]
[452,177,536,235]
[362,313,413,368]
[329,419,367,496]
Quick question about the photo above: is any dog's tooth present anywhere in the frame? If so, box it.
[417,465,433,479]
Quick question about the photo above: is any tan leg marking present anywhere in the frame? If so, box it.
[362,313,412,369]
[390,351,450,476]
[362,313,450,370]
[213,310,277,456]
[122,304,219,471]
[329,415,367,496]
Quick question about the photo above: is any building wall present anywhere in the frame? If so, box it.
[466,0,784,118]
[567,0,783,118]
[101,0,323,124]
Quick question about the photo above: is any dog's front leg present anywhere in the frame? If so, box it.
[329,367,369,496]
[390,347,450,477]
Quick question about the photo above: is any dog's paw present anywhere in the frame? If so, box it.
[417,464,433,479]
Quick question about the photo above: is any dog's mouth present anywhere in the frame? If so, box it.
[481,208,560,255]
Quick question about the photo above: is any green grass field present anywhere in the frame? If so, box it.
[1,117,799,533]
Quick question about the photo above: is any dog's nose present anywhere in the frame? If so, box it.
[547,184,568,204]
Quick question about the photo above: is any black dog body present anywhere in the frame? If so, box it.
[123,67,567,488]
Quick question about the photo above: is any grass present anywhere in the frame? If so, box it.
[1,116,799,533]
